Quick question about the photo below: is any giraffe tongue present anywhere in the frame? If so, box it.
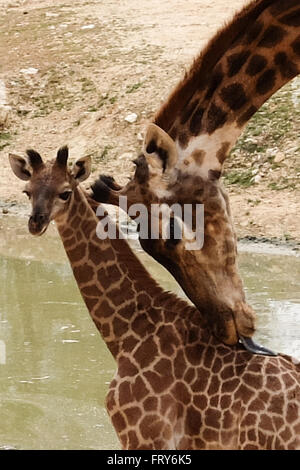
[239,336,278,357]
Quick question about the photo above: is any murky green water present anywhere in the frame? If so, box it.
[0,216,299,449]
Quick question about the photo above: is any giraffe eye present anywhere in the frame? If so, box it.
[59,191,72,201]
[23,190,31,199]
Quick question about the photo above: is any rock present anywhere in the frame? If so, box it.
[124,113,138,123]
[253,174,262,183]
[20,67,39,75]
[81,24,95,30]
[274,152,285,163]
[137,132,144,142]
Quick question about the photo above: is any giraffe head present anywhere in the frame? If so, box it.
[92,123,256,345]
[9,146,91,235]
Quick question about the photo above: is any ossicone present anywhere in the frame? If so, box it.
[56,145,69,167]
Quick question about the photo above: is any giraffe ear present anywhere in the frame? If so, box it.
[8,153,32,181]
[72,156,92,182]
[143,123,178,173]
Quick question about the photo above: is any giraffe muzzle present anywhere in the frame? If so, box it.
[28,213,49,236]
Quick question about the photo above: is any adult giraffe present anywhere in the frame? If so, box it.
[90,0,300,350]
[8,147,300,450]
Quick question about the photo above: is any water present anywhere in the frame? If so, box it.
[0,217,299,449]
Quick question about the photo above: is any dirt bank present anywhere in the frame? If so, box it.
[0,0,299,240]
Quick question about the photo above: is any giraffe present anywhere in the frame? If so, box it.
[89,0,300,350]
[8,147,300,450]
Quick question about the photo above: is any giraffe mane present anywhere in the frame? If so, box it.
[154,0,275,133]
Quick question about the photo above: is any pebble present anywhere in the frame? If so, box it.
[20,67,39,75]
[274,152,285,163]
[81,24,95,30]
[124,113,137,123]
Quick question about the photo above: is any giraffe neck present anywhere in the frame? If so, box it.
[55,186,185,359]
[155,0,300,175]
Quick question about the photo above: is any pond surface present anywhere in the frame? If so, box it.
[0,216,299,449]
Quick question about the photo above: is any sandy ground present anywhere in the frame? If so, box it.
[0,0,299,240]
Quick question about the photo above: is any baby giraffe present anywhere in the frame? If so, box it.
[8,147,300,450]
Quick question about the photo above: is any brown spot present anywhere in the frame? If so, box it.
[279,8,300,27]
[127,431,139,449]
[237,105,257,127]
[81,284,102,297]
[258,25,286,48]
[174,349,186,379]
[274,51,298,79]
[202,428,218,442]
[203,347,215,369]
[133,336,157,368]
[246,54,267,76]
[186,344,205,366]
[131,375,149,401]
[189,107,205,135]
[256,68,276,95]
[266,375,282,391]
[171,381,191,405]
[193,394,207,410]
[220,83,247,111]
[292,38,300,57]
[84,297,98,312]
[71,215,81,229]
[243,372,263,389]
[207,376,220,395]
[132,314,155,336]
[73,264,94,283]
[227,50,250,77]
[206,103,227,134]
[220,394,231,409]
[62,228,73,238]
[217,142,230,165]
[186,405,202,436]
[205,408,221,429]
[101,322,110,338]
[140,415,164,440]
[191,149,206,165]
[97,265,121,290]
[118,357,138,378]
[244,20,264,45]
[109,278,135,307]
[124,406,142,426]
[286,402,298,423]
[221,378,239,393]
[178,130,189,148]
[236,384,254,404]
[184,367,195,383]
[154,358,172,375]
[122,335,139,352]
[112,316,128,337]
[260,414,274,432]
[67,242,86,263]
[143,370,173,394]
[191,369,210,393]
[118,381,132,406]
[270,0,298,15]
[111,411,126,432]
[157,324,179,356]
[95,299,114,318]
[136,293,151,309]
[205,65,223,99]
[144,396,158,411]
